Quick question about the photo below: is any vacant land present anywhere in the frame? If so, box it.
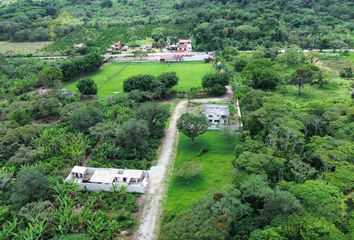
[163,131,238,217]
[64,62,213,96]
[0,41,52,55]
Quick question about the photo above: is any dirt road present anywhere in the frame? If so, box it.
[133,86,233,240]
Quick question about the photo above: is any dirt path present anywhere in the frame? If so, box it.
[133,86,233,240]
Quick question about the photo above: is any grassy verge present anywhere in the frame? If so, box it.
[63,62,213,96]
[163,131,239,218]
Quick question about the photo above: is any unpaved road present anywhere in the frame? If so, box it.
[133,86,233,240]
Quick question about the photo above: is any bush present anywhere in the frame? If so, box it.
[175,162,202,185]
[67,106,104,132]
[10,167,49,209]
[77,78,97,95]
[30,97,62,120]
[198,145,209,156]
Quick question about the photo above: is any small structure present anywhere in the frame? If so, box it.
[203,104,230,130]
[74,43,85,49]
[140,45,152,51]
[177,39,192,52]
[66,166,149,193]
[37,87,52,95]
[112,42,122,50]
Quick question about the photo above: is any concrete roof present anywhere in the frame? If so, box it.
[90,169,118,184]
[203,104,229,116]
[72,166,87,174]
[122,170,143,179]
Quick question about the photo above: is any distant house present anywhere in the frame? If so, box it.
[65,166,149,193]
[203,104,230,130]
[177,39,192,52]
[112,42,122,50]
[140,45,152,51]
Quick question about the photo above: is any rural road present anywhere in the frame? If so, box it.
[134,86,233,240]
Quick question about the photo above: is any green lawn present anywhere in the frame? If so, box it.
[164,131,238,217]
[64,62,213,96]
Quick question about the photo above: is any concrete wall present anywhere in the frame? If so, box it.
[76,182,146,193]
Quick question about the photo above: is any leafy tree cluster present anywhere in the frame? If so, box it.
[123,72,179,100]
[60,53,103,81]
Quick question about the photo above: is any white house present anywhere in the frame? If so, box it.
[202,104,230,130]
[65,166,149,193]
[177,39,192,52]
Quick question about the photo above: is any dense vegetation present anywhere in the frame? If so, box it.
[160,49,354,240]
[1,0,353,53]
[0,58,172,237]
[0,1,353,239]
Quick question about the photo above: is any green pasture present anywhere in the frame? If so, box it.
[163,131,238,217]
[64,62,214,96]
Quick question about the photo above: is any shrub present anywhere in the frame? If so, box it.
[77,78,97,95]
[198,145,209,156]
[175,162,202,185]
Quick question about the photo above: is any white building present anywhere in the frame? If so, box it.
[177,39,192,52]
[202,104,230,130]
[65,166,149,193]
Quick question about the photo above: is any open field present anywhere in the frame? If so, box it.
[0,41,52,55]
[277,78,351,105]
[64,62,214,96]
[163,131,238,218]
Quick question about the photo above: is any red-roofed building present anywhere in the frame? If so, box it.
[112,41,122,50]
[177,39,192,52]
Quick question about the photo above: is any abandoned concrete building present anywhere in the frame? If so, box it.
[65,166,149,193]
[203,104,230,130]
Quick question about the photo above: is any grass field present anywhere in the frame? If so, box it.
[64,62,214,96]
[163,131,238,217]
[0,41,52,55]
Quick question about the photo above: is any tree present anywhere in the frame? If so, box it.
[66,105,104,133]
[76,78,97,96]
[313,71,328,88]
[101,0,113,8]
[158,72,179,88]
[30,97,62,120]
[123,75,160,93]
[240,174,273,210]
[241,59,280,90]
[61,53,103,81]
[289,66,315,95]
[38,66,63,88]
[279,180,344,226]
[135,102,170,138]
[276,45,305,66]
[263,190,302,218]
[160,196,229,240]
[10,167,49,209]
[202,72,230,96]
[177,113,208,143]
[307,51,320,64]
[117,119,149,159]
